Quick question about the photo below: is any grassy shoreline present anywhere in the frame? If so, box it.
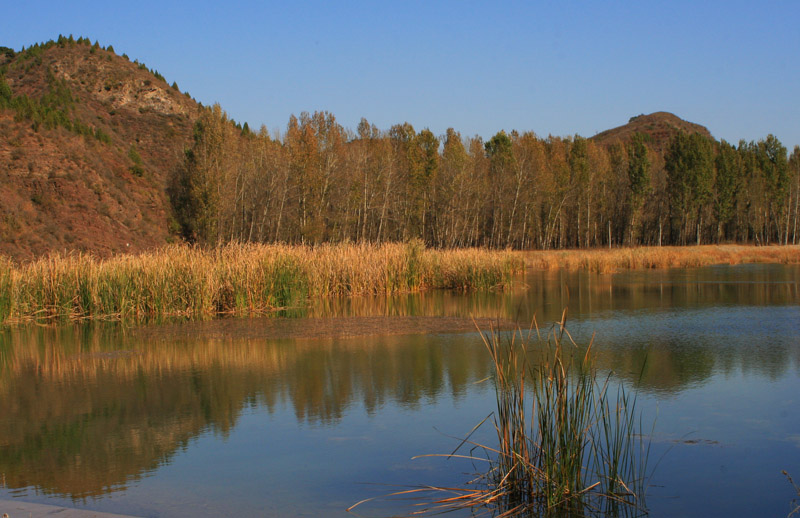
[524,244,800,272]
[1,243,796,325]
[0,242,522,325]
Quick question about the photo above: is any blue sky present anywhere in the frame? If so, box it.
[3,1,799,149]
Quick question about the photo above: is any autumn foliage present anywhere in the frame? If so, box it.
[170,107,800,250]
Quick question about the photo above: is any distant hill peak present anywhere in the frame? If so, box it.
[592,112,713,149]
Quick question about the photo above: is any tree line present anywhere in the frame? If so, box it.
[169,105,800,249]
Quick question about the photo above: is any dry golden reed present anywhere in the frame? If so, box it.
[524,244,800,273]
[0,241,523,324]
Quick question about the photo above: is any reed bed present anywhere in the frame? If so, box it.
[354,316,651,517]
[0,242,523,325]
[466,318,649,516]
[524,244,800,273]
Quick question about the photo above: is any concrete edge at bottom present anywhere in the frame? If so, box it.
[0,499,142,518]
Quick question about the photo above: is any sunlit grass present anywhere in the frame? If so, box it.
[0,241,523,325]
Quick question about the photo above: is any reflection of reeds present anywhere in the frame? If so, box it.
[0,241,522,324]
[526,244,800,273]
[359,316,651,517]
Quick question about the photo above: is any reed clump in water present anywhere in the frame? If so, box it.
[474,316,650,517]
[365,315,651,517]
[0,241,523,325]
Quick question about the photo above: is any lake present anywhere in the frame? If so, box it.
[0,263,798,517]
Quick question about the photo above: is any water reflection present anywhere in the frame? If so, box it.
[0,323,495,499]
[0,263,797,510]
[307,264,799,324]
[512,264,800,322]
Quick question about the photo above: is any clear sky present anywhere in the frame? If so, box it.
[3,1,799,149]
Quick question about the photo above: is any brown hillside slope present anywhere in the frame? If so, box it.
[591,111,713,150]
[0,39,200,261]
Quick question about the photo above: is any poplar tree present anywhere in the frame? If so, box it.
[789,146,800,244]
[756,135,789,243]
[626,133,650,244]
[169,104,232,244]
[569,136,590,247]
[439,128,471,247]
[666,133,713,244]
[713,140,742,241]
[410,129,439,242]
[485,131,514,246]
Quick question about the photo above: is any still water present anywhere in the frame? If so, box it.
[0,264,798,517]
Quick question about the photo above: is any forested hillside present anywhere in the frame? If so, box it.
[2,37,799,261]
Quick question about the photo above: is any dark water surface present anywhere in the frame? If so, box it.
[0,264,798,517]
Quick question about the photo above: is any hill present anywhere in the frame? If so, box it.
[0,37,200,261]
[591,111,713,150]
